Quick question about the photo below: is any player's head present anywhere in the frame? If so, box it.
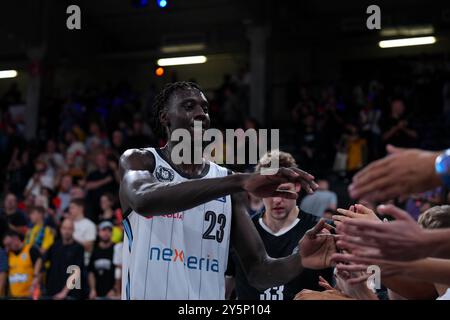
[255,150,300,220]
[2,230,24,252]
[151,81,210,141]
[60,218,75,242]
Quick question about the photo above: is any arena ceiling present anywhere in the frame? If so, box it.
[0,0,449,64]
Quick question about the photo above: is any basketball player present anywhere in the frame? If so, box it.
[119,82,336,300]
[226,150,333,300]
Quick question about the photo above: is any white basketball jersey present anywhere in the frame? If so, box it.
[121,148,232,300]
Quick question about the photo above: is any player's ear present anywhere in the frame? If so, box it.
[159,109,169,128]
[295,183,301,193]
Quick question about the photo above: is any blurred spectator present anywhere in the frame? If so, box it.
[39,139,66,179]
[88,221,116,299]
[300,180,337,219]
[126,115,154,149]
[112,241,123,298]
[69,199,96,265]
[98,193,115,223]
[360,98,382,160]
[381,99,418,149]
[24,160,54,198]
[3,230,42,298]
[70,186,85,201]
[85,122,110,153]
[45,218,87,300]
[298,114,319,172]
[25,206,55,256]
[0,214,7,242]
[84,153,118,221]
[6,148,33,196]
[221,85,243,128]
[64,130,86,172]
[98,193,123,243]
[56,174,73,219]
[0,193,28,235]
[345,124,367,176]
[110,130,127,160]
[0,247,7,297]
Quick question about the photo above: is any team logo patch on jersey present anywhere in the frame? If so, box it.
[214,197,226,203]
[155,165,175,182]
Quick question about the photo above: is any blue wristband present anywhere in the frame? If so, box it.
[435,149,450,188]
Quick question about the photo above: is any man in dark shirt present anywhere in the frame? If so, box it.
[226,151,333,300]
[45,218,87,300]
[88,221,116,299]
[381,99,418,149]
[85,153,117,222]
[0,193,28,235]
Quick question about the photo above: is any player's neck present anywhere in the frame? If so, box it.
[162,143,206,177]
[263,206,299,234]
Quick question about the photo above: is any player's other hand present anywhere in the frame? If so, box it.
[241,167,318,199]
[298,219,337,269]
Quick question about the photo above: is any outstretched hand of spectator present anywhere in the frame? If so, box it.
[332,203,381,227]
[348,145,441,202]
[336,204,429,261]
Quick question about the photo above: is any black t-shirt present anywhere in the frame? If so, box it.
[88,243,115,297]
[0,209,28,228]
[86,169,117,221]
[86,169,116,195]
[45,240,87,299]
[0,216,8,243]
[381,116,416,148]
[227,210,333,300]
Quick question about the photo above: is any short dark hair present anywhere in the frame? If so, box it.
[70,198,85,210]
[151,81,203,139]
[30,206,46,215]
[4,229,24,242]
[418,205,450,229]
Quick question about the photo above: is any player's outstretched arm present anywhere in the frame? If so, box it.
[230,192,304,290]
[119,148,242,217]
[119,148,318,217]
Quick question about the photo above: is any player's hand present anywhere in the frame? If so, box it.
[298,219,337,269]
[348,145,441,202]
[241,167,318,199]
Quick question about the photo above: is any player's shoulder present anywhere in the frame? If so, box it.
[206,161,233,175]
[119,147,156,172]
